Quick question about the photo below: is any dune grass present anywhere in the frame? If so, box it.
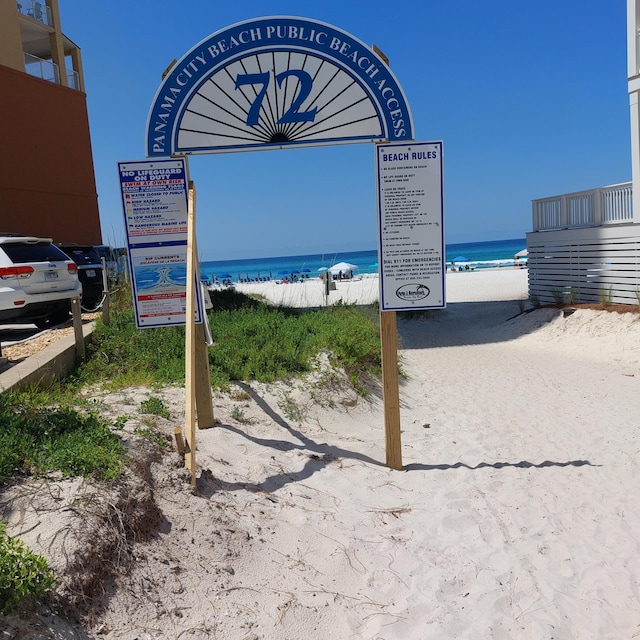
[0,391,125,484]
[75,288,382,392]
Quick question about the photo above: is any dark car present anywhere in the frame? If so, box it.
[93,245,122,283]
[57,244,105,311]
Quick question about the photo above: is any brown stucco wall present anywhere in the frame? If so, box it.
[0,1,24,71]
[0,64,102,244]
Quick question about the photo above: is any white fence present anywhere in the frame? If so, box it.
[526,225,640,305]
[532,183,633,231]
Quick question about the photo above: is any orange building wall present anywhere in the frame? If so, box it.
[0,64,102,244]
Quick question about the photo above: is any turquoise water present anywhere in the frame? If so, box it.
[200,238,527,283]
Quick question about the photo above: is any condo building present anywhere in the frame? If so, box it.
[0,0,102,244]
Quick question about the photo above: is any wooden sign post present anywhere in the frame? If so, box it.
[71,296,85,363]
[380,309,402,469]
[184,181,198,484]
[194,320,215,429]
[183,181,216,485]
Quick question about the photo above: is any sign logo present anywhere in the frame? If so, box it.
[146,16,414,156]
[395,283,431,302]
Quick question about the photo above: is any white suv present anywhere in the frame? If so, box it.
[0,235,82,329]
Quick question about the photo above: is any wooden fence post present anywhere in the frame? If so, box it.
[71,296,85,363]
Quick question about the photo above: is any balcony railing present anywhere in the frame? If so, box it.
[24,53,80,90]
[24,52,59,84]
[532,182,633,231]
[16,0,52,26]
[66,68,80,90]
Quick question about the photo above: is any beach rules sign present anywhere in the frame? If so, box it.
[376,141,445,311]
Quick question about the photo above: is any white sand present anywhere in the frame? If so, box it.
[5,266,640,639]
[233,267,530,307]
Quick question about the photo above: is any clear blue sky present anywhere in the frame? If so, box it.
[60,0,630,260]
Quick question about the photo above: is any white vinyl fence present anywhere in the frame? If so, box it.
[526,225,640,305]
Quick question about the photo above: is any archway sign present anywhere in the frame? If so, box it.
[146,15,414,155]
[144,15,422,479]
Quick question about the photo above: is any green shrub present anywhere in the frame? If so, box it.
[208,288,264,311]
[0,521,55,615]
[0,395,125,484]
[566,287,579,305]
[140,396,171,419]
[230,405,255,425]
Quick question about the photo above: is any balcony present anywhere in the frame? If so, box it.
[23,52,78,88]
[24,52,59,83]
[532,183,633,231]
[16,0,52,27]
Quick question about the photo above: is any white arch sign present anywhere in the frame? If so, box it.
[146,16,414,156]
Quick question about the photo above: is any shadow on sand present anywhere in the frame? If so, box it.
[195,382,596,498]
[397,299,560,350]
[403,459,597,472]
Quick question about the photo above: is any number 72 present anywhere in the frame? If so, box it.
[235,70,318,126]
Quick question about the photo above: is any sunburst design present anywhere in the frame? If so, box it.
[176,51,382,152]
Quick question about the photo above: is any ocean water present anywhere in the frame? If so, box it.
[200,238,527,282]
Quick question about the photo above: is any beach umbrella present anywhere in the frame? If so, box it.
[301,268,311,273]
[289,269,300,274]
[217,273,232,279]
[451,256,469,263]
[328,261,358,275]
[514,249,528,259]
[277,269,289,275]
[317,266,328,272]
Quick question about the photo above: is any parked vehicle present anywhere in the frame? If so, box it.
[93,245,121,282]
[0,235,81,328]
[57,243,104,311]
